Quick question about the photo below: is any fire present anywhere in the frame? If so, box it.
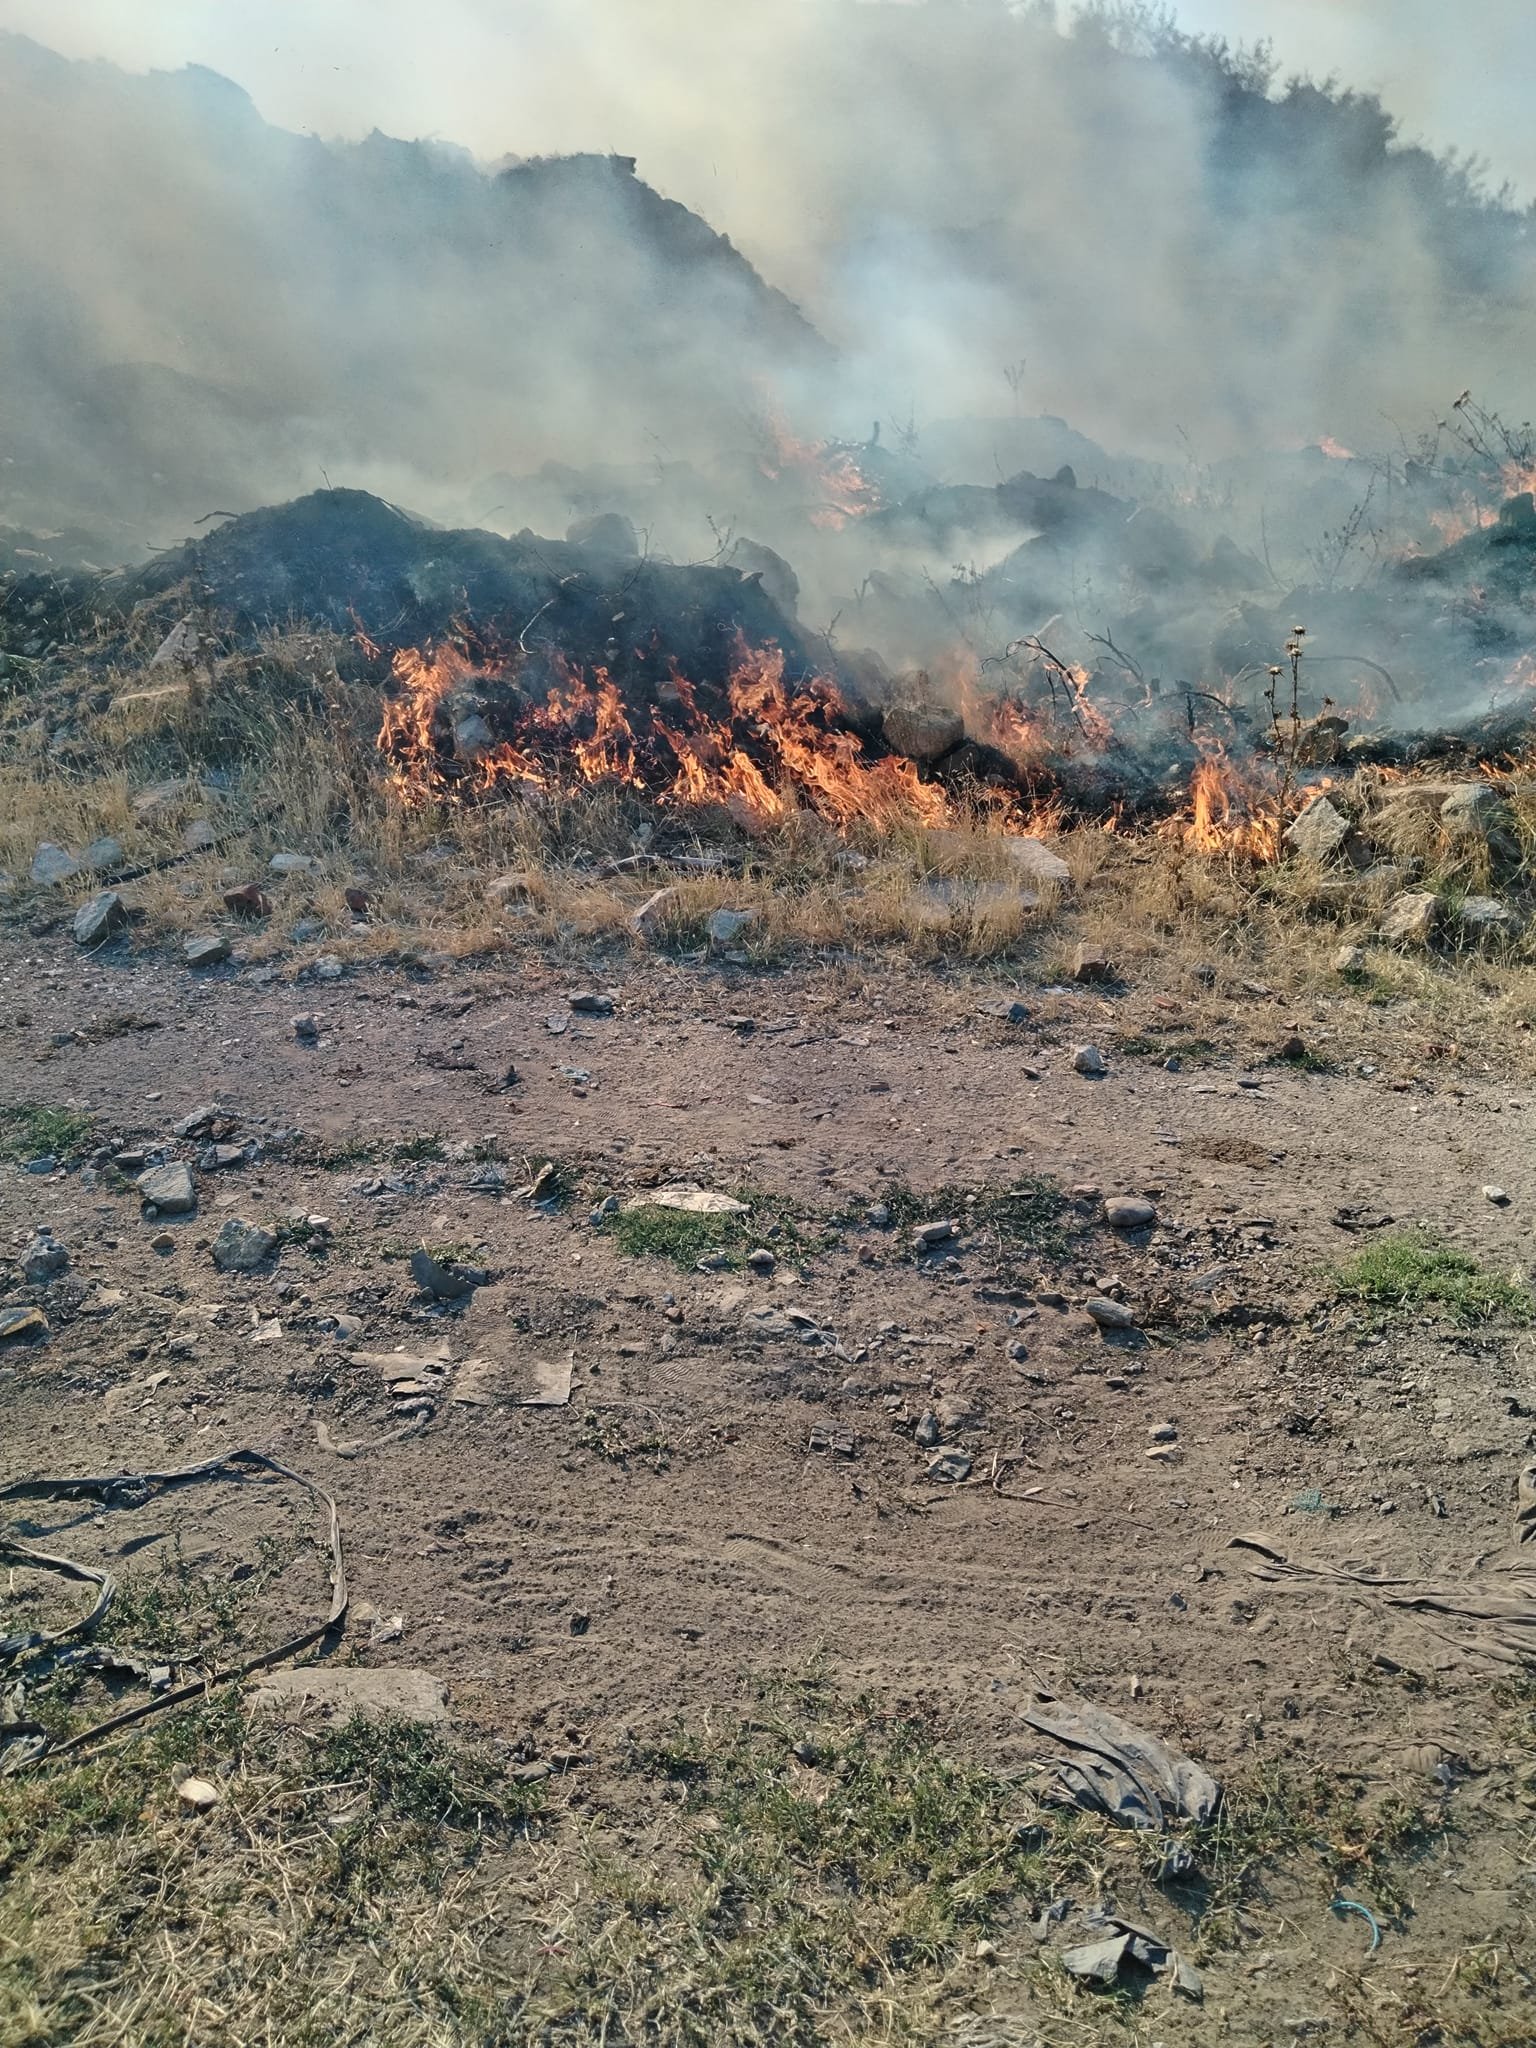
[1179,749,1283,862]
[757,405,879,530]
[376,634,955,832]
[1317,436,1355,460]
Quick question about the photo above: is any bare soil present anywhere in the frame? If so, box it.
[4,938,1536,2040]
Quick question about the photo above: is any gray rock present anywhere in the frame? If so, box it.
[881,703,964,766]
[452,711,495,759]
[73,890,127,946]
[22,1233,69,1284]
[132,778,189,819]
[1148,1421,1178,1443]
[1000,837,1073,891]
[706,908,757,944]
[1284,796,1353,861]
[211,1218,278,1272]
[1333,943,1367,974]
[913,1219,958,1249]
[1379,889,1441,946]
[567,990,615,1014]
[1104,1197,1157,1230]
[1484,1185,1510,1206]
[136,1162,196,1215]
[925,1447,973,1483]
[746,1247,777,1273]
[486,871,538,905]
[149,617,201,667]
[249,1665,448,1725]
[184,932,230,968]
[1071,944,1114,984]
[409,1247,487,1299]
[1072,1044,1108,1076]
[31,841,81,886]
[292,1013,321,1041]
[83,836,124,873]
[914,1409,940,1447]
[979,997,1030,1024]
[269,852,319,875]
[935,1393,979,1433]
[1085,1297,1137,1330]
[182,818,217,853]
[23,1156,57,1175]
[1456,895,1522,941]
[632,887,677,932]
[566,510,639,556]
[314,954,344,980]
[1441,783,1514,844]
[289,917,326,943]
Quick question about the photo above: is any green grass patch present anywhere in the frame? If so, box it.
[1336,1232,1534,1326]
[875,1174,1072,1260]
[607,1204,749,1265]
[0,1103,94,1163]
[1115,1033,1220,1064]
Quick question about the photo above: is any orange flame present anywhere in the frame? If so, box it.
[757,406,879,530]
[1179,749,1283,862]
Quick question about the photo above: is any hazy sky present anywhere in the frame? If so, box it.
[0,0,1530,201]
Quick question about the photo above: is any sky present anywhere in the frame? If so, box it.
[0,0,1530,203]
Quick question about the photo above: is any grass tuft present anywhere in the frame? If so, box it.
[0,1104,95,1163]
[1336,1231,1534,1326]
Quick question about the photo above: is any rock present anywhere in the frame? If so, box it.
[1072,1044,1108,1077]
[881,703,964,766]
[250,1665,449,1725]
[746,1247,777,1273]
[83,835,124,872]
[486,872,538,905]
[1085,1297,1137,1330]
[913,1219,958,1249]
[925,1447,973,1483]
[1276,1033,1306,1061]
[914,1409,940,1448]
[174,1772,221,1813]
[1441,783,1515,844]
[314,954,344,980]
[22,1233,69,1283]
[632,887,677,933]
[1071,944,1114,984]
[30,841,81,886]
[0,1304,48,1344]
[1284,796,1353,861]
[707,908,757,944]
[1148,1422,1178,1443]
[409,1247,488,1299]
[182,818,217,853]
[132,778,188,819]
[269,852,319,875]
[979,997,1030,1024]
[452,711,495,758]
[567,990,615,1014]
[150,1232,175,1254]
[1456,895,1522,941]
[1104,1197,1157,1230]
[935,1393,979,1433]
[1484,1185,1510,1206]
[290,917,326,943]
[566,510,639,555]
[344,886,371,915]
[212,1218,278,1272]
[184,933,230,968]
[136,1163,196,1214]
[1000,837,1073,891]
[1333,943,1367,974]
[223,883,272,919]
[1379,890,1441,946]
[292,1013,320,1041]
[22,1156,56,1176]
[73,890,127,946]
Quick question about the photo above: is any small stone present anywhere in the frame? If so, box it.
[136,1163,196,1215]
[223,883,272,919]
[1441,783,1514,844]
[184,932,230,968]
[0,1304,48,1344]
[567,990,614,1014]
[212,1218,278,1272]
[409,1247,488,1299]
[1379,890,1441,947]
[913,1219,958,1249]
[1148,1422,1178,1443]
[1456,895,1522,941]
[73,890,127,947]
[269,852,319,875]
[182,818,217,853]
[151,1232,176,1254]
[1085,1297,1137,1330]
[1072,1044,1108,1077]
[292,1013,321,1041]
[746,1247,777,1273]
[1070,944,1113,984]
[1484,1185,1511,1206]
[570,1610,591,1636]
[22,1233,69,1284]
[175,1773,221,1813]
[344,886,371,914]
[926,1447,973,1484]
[632,887,676,932]
[30,842,81,886]
[707,908,757,945]
[22,1156,57,1175]
[1333,943,1367,975]
[485,872,536,905]
[914,1409,940,1447]
[1284,796,1353,861]
[882,702,965,765]
[1104,1196,1157,1230]
[980,997,1030,1024]
[83,835,124,873]
[313,954,344,980]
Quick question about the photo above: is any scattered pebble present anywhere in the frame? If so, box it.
[1072,1044,1107,1077]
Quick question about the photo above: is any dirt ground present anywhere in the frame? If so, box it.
[4,934,1536,2040]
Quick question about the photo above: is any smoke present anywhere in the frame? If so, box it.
[4,0,1536,729]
